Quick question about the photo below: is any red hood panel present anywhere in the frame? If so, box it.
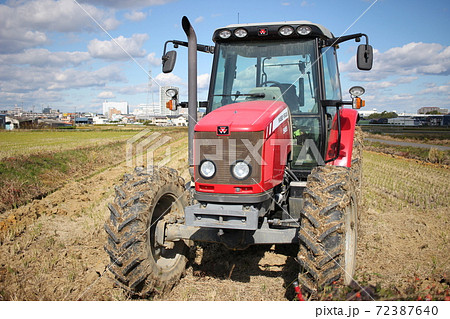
[195,100,288,132]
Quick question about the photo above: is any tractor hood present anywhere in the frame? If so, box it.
[195,100,288,134]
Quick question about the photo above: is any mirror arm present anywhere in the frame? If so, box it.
[164,40,214,54]
[325,33,369,47]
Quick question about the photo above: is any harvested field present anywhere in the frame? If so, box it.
[357,151,449,300]
[0,129,449,300]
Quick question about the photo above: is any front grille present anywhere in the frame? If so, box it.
[195,131,264,185]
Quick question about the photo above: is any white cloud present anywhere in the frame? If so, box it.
[0,49,91,67]
[0,88,63,105]
[98,91,116,99]
[154,72,184,87]
[0,0,120,53]
[418,82,450,95]
[48,65,126,90]
[194,16,204,23]
[379,42,450,75]
[341,42,450,82]
[88,34,149,60]
[197,73,210,89]
[79,0,176,9]
[118,84,149,95]
[390,94,415,101]
[0,63,126,107]
[147,52,162,66]
[0,63,125,93]
[396,76,419,84]
[359,76,419,91]
[124,10,147,21]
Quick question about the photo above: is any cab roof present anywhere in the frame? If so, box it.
[223,21,333,39]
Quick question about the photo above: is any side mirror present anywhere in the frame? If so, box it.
[357,44,373,70]
[162,50,177,73]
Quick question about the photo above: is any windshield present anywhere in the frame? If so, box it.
[209,39,319,114]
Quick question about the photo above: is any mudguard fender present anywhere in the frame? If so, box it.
[325,108,359,167]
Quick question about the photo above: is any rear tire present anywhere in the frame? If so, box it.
[104,166,189,297]
[297,165,357,297]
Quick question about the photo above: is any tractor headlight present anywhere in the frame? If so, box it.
[234,28,248,38]
[231,160,251,180]
[297,25,312,35]
[219,29,232,39]
[199,160,216,179]
[349,86,365,97]
[165,88,178,98]
[279,25,294,36]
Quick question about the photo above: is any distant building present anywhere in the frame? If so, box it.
[418,107,449,114]
[0,114,5,129]
[151,116,170,126]
[387,117,420,126]
[172,115,188,126]
[75,117,93,125]
[357,108,378,118]
[103,101,129,116]
[133,103,159,119]
[60,113,75,123]
[38,119,72,128]
[444,115,450,126]
[93,116,108,125]
[179,107,188,116]
[5,116,19,130]
[12,106,23,116]
[108,108,122,120]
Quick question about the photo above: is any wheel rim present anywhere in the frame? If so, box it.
[149,193,185,272]
[344,196,357,285]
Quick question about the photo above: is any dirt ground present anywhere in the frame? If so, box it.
[0,150,448,300]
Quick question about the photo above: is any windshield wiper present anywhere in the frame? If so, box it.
[214,93,266,98]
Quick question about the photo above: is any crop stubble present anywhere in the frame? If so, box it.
[0,130,448,300]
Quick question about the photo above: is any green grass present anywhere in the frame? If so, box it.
[0,141,127,212]
[360,125,450,145]
[0,127,188,213]
[365,140,450,164]
[0,130,140,160]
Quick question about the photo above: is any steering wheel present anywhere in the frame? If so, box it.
[261,80,281,87]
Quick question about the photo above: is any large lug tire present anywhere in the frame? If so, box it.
[104,166,189,297]
[297,165,358,297]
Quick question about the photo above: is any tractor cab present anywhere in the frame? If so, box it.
[162,19,373,179]
[207,21,370,177]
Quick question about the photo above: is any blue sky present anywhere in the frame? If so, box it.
[0,0,448,114]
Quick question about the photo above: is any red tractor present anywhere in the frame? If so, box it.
[104,17,373,298]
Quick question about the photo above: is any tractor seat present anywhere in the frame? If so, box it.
[246,86,283,101]
[270,83,299,110]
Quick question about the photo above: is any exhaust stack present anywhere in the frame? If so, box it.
[182,16,198,177]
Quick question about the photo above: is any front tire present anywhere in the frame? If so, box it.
[297,165,357,297]
[104,166,189,297]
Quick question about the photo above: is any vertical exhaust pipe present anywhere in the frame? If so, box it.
[182,16,197,177]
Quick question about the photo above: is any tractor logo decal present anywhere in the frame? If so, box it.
[265,108,289,138]
[217,126,229,135]
[258,28,268,36]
